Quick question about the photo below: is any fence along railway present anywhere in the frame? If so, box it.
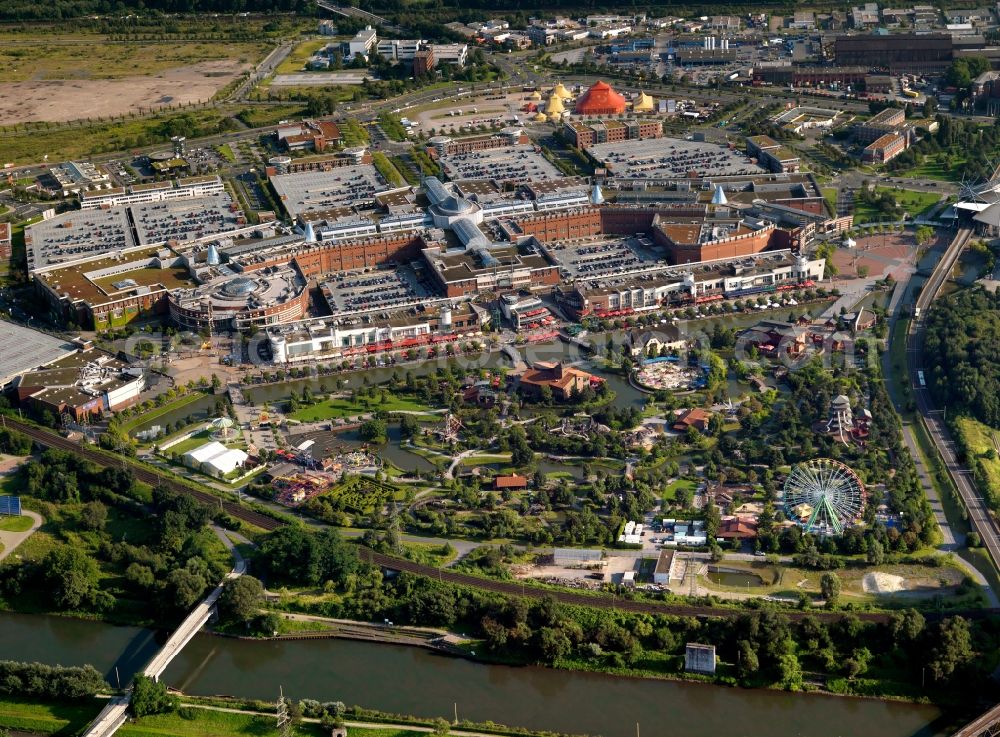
[1,416,993,625]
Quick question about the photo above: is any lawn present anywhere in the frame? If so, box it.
[821,187,839,214]
[877,187,940,217]
[217,144,237,163]
[0,36,270,84]
[273,39,333,76]
[120,392,204,434]
[120,706,427,737]
[236,103,308,128]
[893,154,965,183]
[165,429,244,458]
[289,395,432,422]
[0,514,34,532]
[0,696,103,735]
[663,478,697,502]
[954,415,1000,502]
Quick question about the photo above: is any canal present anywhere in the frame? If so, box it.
[0,612,951,737]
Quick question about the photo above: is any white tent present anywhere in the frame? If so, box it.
[183,441,248,477]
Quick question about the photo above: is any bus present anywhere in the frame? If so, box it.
[917,370,926,387]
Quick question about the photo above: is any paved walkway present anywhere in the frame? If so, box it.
[0,510,43,562]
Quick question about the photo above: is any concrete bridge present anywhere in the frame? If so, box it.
[80,529,246,737]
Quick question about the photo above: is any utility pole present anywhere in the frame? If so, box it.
[277,686,291,737]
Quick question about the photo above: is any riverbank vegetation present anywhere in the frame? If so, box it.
[0,450,232,625]
[252,526,998,702]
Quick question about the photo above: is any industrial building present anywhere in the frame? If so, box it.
[855,107,907,144]
[863,132,908,163]
[745,136,801,174]
[13,347,144,421]
[834,33,953,70]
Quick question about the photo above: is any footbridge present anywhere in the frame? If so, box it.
[80,530,246,737]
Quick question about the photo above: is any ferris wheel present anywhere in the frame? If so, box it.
[783,458,866,535]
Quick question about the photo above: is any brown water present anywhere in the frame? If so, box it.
[0,612,954,737]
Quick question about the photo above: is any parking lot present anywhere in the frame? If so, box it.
[269,165,388,219]
[25,207,136,267]
[588,137,765,179]
[548,236,661,279]
[322,264,434,314]
[441,145,561,183]
[131,194,243,245]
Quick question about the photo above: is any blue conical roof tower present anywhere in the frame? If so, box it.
[304,221,317,243]
[206,242,220,266]
[590,183,604,205]
[711,184,728,206]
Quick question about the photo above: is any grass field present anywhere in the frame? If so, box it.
[893,154,965,182]
[119,707,426,737]
[0,514,34,532]
[0,37,270,84]
[663,478,697,502]
[0,696,102,735]
[854,188,940,224]
[274,39,333,75]
[236,103,308,128]
[0,108,236,164]
[120,392,204,434]
[954,416,1000,502]
[289,395,432,422]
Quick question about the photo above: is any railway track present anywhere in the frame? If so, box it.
[6,416,997,623]
[3,418,281,532]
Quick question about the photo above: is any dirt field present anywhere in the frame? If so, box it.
[0,59,252,124]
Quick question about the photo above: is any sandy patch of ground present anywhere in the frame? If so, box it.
[863,571,907,593]
[0,59,249,124]
[831,234,916,279]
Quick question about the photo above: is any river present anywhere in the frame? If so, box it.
[0,612,952,737]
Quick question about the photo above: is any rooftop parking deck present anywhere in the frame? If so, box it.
[26,208,136,269]
[547,236,662,279]
[131,194,241,246]
[440,145,561,183]
[321,263,434,314]
[271,165,388,220]
[589,137,766,180]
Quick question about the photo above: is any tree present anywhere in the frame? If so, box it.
[218,576,264,624]
[537,627,572,663]
[866,538,885,565]
[79,501,108,532]
[820,572,841,604]
[359,418,388,442]
[399,414,419,439]
[167,567,207,610]
[130,675,177,717]
[738,640,759,678]
[890,609,926,645]
[43,547,102,611]
[926,617,973,683]
[432,717,451,735]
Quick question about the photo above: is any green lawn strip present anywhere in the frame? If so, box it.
[0,514,34,532]
[875,187,940,218]
[217,144,236,163]
[164,429,219,458]
[289,395,431,422]
[119,392,205,434]
[821,187,839,214]
[120,708,424,737]
[0,695,103,734]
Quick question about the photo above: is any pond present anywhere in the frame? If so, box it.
[706,566,767,588]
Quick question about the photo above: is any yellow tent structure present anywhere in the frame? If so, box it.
[546,95,566,116]
[633,91,656,112]
[529,91,543,101]
[551,82,573,100]
[533,112,548,122]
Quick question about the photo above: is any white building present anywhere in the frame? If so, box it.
[347,26,378,59]
[80,176,224,210]
[377,39,425,61]
[430,43,469,66]
[183,441,248,478]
